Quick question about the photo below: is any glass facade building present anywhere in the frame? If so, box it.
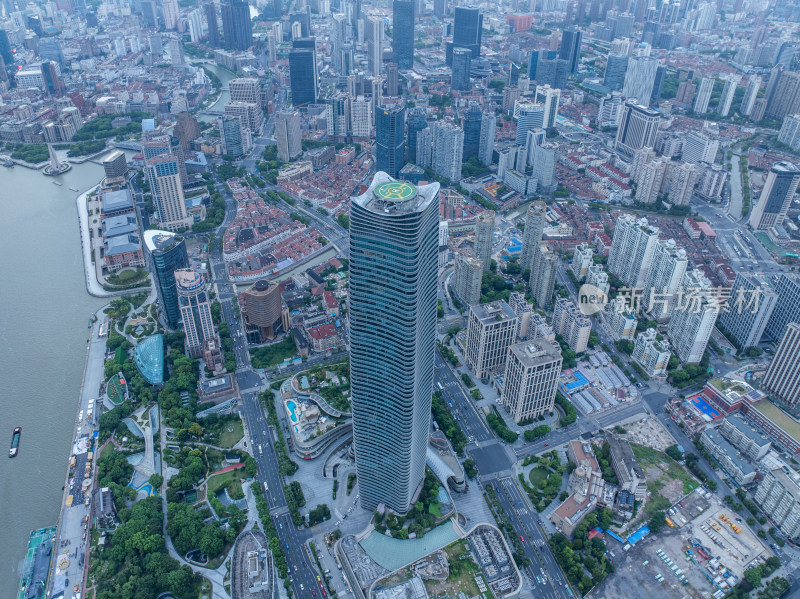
[144,230,189,327]
[376,104,405,178]
[392,0,415,69]
[221,0,252,50]
[462,104,482,160]
[289,39,318,108]
[349,173,440,514]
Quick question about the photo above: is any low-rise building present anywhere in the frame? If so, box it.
[608,434,647,502]
[699,428,756,486]
[754,468,800,540]
[718,414,771,461]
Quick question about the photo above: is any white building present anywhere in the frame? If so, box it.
[741,76,762,117]
[571,243,594,280]
[778,114,800,152]
[608,215,660,288]
[586,265,610,296]
[501,340,563,423]
[717,74,741,117]
[350,96,372,138]
[632,328,671,376]
[552,297,592,353]
[599,91,624,128]
[682,130,719,164]
[622,56,660,105]
[535,84,561,129]
[667,161,700,206]
[604,297,637,340]
[642,239,688,321]
[666,269,718,364]
[694,77,715,114]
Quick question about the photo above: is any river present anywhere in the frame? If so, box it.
[200,62,238,121]
[0,159,109,595]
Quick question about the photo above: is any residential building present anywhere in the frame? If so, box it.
[607,434,647,502]
[145,155,192,231]
[586,265,609,296]
[696,163,727,201]
[718,414,771,461]
[474,211,495,272]
[718,273,777,350]
[465,301,518,380]
[667,269,718,364]
[622,56,659,106]
[778,114,800,152]
[552,297,592,353]
[349,173,440,514]
[431,120,464,183]
[767,70,800,120]
[754,468,800,539]
[453,254,483,306]
[642,239,688,321]
[700,428,756,486]
[766,275,800,341]
[479,112,496,166]
[375,104,406,178]
[682,130,719,164]
[608,214,660,288]
[530,243,558,309]
[175,269,219,365]
[392,0,414,69]
[762,323,800,406]
[605,297,637,340]
[634,157,667,205]
[632,328,671,376]
[520,201,547,271]
[571,243,593,279]
[749,162,800,230]
[531,141,558,194]
[717,74,741,117]
[741,76,761,117]
[615,101,661,159]
[144,230,189,328]
[274,110,302,162]
[694,77,714,114]
[501,339,563,422]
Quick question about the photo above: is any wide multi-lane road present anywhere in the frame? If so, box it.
[434,350,495,443]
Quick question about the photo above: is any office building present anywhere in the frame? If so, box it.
[778,114,800,152]
[608,214,660,288]
[741,75,762,117]
[451,7,482,58]
[615,101,660,159]
[222,116,244,158]
[571,243,593,279]
[501,339,563,422]
[719,414,771,461]
[175,268,216,356]
[224,101,262,133]
[598,91,624,128]
[204,2,221,47]
[608,434,647,502]
[754,469,800,540]
[767,71,800,120]
[173,113,201,151]
[240,279,285,343]
[145,155,192,231]
[479,112,496,166]
[520,201,547,271]
[535,85,561,129]
[289,40,318,108]
[465,301,518,380]
[375,104,405,178]
[604,54,629,91]
[515,102,545,146]
[682,130,719,164]
[229,77,261,108]
[406,107,428,162]
[694,77,714,114]
[559,28,582,73]
[367,15,383,75]
[667,269,717,364]
[531,141,558,194]
[762,323,800,406]
[431,120,463,182]
[632,328,671,376]
[531,243,558,309]
[349,173,440,514]
[622,56,659,105]
[749,161,800,230]
[718,273,777,350]
[718,74,741,117]
[453,254,483,306]
[642,239,687,321]
[451,47,472,91]
[102,151,128,187]
[473,211,495,272]
[274,110,302,162]
[350,96,372,138]
[386,62,399,96]
[766,274,800,342]
[221,0,253,50]
[392,0,414,69]
[699,428,756,486]
[552,297,592,353]
[144,230,189,328]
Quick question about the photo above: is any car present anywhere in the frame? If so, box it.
[312,591,316,596]
[544,443,549,447]
[300,584,304,591]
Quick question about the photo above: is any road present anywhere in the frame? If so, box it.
[434,350,494,443]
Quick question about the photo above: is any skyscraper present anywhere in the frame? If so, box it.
[386,62,399,95]
[175,268,217,357]
[406,107,428,162]
[229,77,261,108]
[221,0,253,50]
[274,110,302,161]
[145,155,192,231]
[465,301,518,380]
[694,77,714,114]
[375,104,405,177]
[520,201,547,271]
[741,76,762,117]
[608,214,660,288]
[241,280,285,343]
[392,0,414,69]
[749,161,800,230]
[366,15,383,75]
[642,239,687,321]
[144,230,189,328]
[431,120,464,182]
[162,0,179,29]
[615,100,661,159]
[767,71,800,120]
[558,28,582,73]
[667,269,718,364]
[462,104,482,160]
[451,47,472,91]
[535,85,561,129]
[717,74,741,117]
[622,56,659,105]
[451,6,482,59]
[479,112,496,166]
[515,103,545,146]
[762,323,800,406]
[530,141,558,194]
[603,54,629,91]
[350,173,440,514]
[718,273,777,350]
[530,243,558,309]
[473,210,495,272]
[289,40,318,108]
[223,116,244,158]
[766,274,800,342]
[453,254,484,306]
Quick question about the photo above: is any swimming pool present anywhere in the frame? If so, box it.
[286,400,298,423]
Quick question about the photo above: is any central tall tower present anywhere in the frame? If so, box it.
[349,173,440,514]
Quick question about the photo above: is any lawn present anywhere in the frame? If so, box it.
[428,501,443,517]
[249,335,298,368]
[632,443,698,514]
[206,469,242,496]
[218,420,244,448]
[529,466,550,486]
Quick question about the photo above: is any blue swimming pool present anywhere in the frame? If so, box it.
[286,400,298,423]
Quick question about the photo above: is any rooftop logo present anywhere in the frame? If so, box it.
[578,283,608,316]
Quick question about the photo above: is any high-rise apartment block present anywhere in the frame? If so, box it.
[754,468,800,539]
[632,328,671,376]
[604,297,637,340]
[762,323,800,406]
[694,77,714,114]
[778,114,800,152]
[667,161,700,206]
[453,254,483,306]
[520,201,547,271]
[682,130,719,164]
[642,239,687,321]
[530,243,558,309]
[571,243,594,279]
[501,340,563,422]
[552,298,592,353]
[431,120,464,182]
[350,174,439,514]
[274,110,302,162]
[717,74,741,117]
[479,112,496,166]
[473,211,495,272]
[718,273,777,350]
[667,269,718,364]
[749,161,800,230]
[741,75,761,116]
[224,101,263,133]
[465,301,518,380]
[608,215,660,288]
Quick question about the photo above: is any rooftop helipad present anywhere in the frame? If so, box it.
[374,181,417,202]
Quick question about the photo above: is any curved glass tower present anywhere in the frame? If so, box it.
[349,172,440,514]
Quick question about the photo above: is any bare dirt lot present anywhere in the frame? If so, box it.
[616,416,676,451]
